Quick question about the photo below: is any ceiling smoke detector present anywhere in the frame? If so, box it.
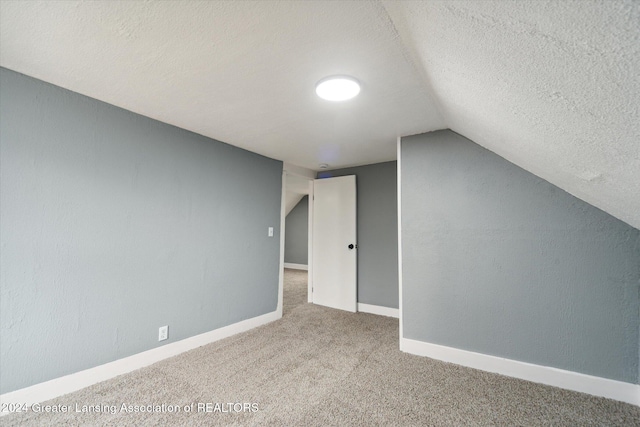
[315,76,361,101]
[319,163,329,169]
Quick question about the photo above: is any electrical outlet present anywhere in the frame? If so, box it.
[158,325,168,341]
[268,227,274,237]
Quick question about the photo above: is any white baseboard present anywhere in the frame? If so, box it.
[400,337,639,406]
[284,263,308,270]
[358,303,399,318]
[0,310,281,416]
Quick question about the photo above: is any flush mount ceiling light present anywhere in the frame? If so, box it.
[315,75,361,101]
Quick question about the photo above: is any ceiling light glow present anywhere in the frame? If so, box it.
[315,76,360,101]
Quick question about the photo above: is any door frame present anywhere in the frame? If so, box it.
[307,178,314,302]
[281,168,358,311]
[277,170,286,318]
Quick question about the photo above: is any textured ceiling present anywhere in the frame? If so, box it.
[383,0,640,229]
[1,1,638,228]
[0,0,443,170]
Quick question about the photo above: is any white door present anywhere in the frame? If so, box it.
[312,175,357,312]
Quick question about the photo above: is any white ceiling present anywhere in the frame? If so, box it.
[1,1,638,229]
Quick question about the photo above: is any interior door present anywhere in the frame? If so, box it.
[312,175,357,312]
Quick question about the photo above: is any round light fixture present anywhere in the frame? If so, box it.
[315,75,360,101]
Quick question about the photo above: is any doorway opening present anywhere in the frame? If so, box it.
[281,170,312,316]
[282,268,308,316]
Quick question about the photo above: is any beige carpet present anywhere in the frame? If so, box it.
[3,269,639,426]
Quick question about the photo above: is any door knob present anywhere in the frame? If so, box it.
[348,244,355,250]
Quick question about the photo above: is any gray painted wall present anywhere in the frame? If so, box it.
[318,161,398,309]
[284,196,308,265]
[0,68,283,394]
[401,130,640,384]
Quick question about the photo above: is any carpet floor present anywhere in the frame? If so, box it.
[4,269,639,426]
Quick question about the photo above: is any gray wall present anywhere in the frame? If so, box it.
[0,68,283,394]
[401,130,640,384]
[285,196,308,265]
[318,161,398,309]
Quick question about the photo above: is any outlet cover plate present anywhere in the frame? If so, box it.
[158,325,168,341]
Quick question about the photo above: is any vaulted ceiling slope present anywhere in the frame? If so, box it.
[1,1,638,229]
[383,0,640,230]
